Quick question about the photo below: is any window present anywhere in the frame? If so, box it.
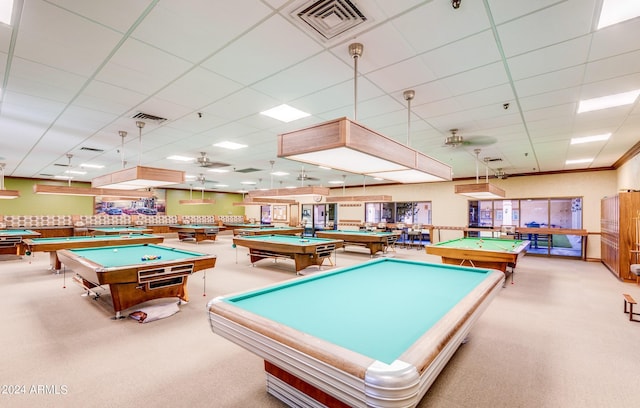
[366,202,432,224]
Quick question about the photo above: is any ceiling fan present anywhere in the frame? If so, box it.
[196,152,229,169]
[444,129,497,148]
[296,168,319,182]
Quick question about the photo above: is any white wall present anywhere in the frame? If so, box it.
[617,154,640,191]
[317,170,617,259]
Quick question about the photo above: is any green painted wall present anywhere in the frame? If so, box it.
[0,177,246,217]
[166,189,245,216]
[0,179,94,215]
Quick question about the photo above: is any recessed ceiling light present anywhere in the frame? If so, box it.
[271,171,289,176]
[318,166,332,170]
[260,104,310,123]
[566,158,593,165]
[167,155,194,161]
[65,170,87,175]
[597,0,640,29]
[571,133,611,144]
[214,141,247,150]
[373,177,384,181]
[328,180,344,184]
[577,89,640,113]
[54,175,73,180]
[0,0,14,25]
[240,181,256,185]
[208,168,229,173]
[80,163,104,169]
[213,184,228,188]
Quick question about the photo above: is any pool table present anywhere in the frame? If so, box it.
[232,234,343,273]
[224,222,273,229]
[169,224,219,243]
[0,229,41,255]
[425,237,530,283]
[208,258,504,408]
[233,226,303,236]
[88,226,153,235]
[22,234,165,272]
[315,229,399,256]
[57,244,216,318]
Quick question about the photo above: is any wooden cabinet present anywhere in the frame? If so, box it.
[601,192,640,282]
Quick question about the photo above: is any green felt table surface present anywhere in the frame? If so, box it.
[224,258,492,364]
[318,229,395,236]
[89,227,149,232]
[235,235,337,245]
[432,237,526,252]
[66,244,206,267]
[27,234,159,243]
[0,229,39,235]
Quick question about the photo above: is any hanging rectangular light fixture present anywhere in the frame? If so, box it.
[325,195,392,203]
[33,184,154,198]
[92,165,184,190]
[0,164,19,199]
[248,186,330,198]
[454,149,506,199]
[454,183,505,199]
[277,117,452,183]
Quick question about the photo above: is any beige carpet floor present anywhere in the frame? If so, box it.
[1,234,639,408]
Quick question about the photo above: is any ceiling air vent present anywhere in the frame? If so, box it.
[131,112,167,123]
[291,0,369,42]
[235,168,262,173]
[80,146,104,152]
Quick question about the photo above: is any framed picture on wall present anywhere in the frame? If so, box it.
[272,205,288,222]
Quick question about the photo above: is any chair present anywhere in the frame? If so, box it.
[631,250,640,285]
[406,224,423,249]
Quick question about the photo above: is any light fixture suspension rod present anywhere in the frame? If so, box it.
[0,163,5,190]
[403,90,415,146]
[349,43,363,121]
[118,131,127,169]
[136,121,145,166]
[66,153,73,187]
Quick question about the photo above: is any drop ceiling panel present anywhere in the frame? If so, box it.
[201,14,323,86]
[14,0,122,76]
[95,38,192,95]
[439,62,509,96]
[132,0,272,63]
[251,52,352,101]
[7,58,87,103]
[583,51,640,83]
[154,68,244,111]
[588,18,640,61]
[74,81,147,115]
[48,0,152,32]
[506,37,591,81]
[486,0,563,25]
[0,24,11,53]
[394,0,490,54]
[420,30,502,79]
[513,66,585,98]
[365,57,438,94]
[496,0,596,57]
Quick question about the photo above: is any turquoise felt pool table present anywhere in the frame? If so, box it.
[169,224,219,243]
[57,244,216,318]
[233,226,303,236]
[208,258,504,407]
[0,229,41,255]
[426,237,530,283]
[88,226,153,235]
[315,229,399,255]
[22,234,165,272]
[232,234,343,273]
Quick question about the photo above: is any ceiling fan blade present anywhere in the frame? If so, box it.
[463,136,497,146]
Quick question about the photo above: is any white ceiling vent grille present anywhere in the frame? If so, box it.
[291,0,369,42]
